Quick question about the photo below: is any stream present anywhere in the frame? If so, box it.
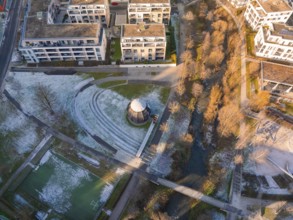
[166,108,209,219]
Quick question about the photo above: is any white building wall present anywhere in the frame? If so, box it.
[244,0,293,31]
[67,2,110,26]
[228,0,248,8]
[19,30,107,63]
[254,26,293,63]
[128,3,171,25]
[121,36,166,62]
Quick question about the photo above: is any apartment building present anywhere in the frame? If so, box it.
[67,0,110,26]
[254,23,293,63]
[228,0,248,8]
[244,0,292,30]
[128,0,171,25]
[19,0,107,63]
[121,23,166,62]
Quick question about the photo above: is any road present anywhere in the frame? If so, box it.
[0,0,22,90]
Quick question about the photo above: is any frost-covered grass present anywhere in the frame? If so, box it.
[75,84,167,154]
[18,151,112,220]
[0,96,43,187]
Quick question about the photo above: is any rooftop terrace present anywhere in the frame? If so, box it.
[257,0,292,13]
[25,16,99,39]
[122,24,165,37]
[70,0,105,4]
[272,23,293,40]
[129,0,170,3]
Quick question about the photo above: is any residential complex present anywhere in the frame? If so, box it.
[244,0,292,31]
[228,0,248,8]
[67,0,110,26]
[128,0,171,25]
[19,0,107,63]
[120,23,166,62]
[254,23,293,62]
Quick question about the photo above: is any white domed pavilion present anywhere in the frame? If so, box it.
[127,98,151,125]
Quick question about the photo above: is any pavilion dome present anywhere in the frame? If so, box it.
[127,99,151,125]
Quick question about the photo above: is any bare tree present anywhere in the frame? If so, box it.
[185,37,194,50]
[205,46,225,68]
[218,103,243,137]
[176,81,186,96]
[192,83,203,99]
[168,101,180,114]
[184,11,195,21]
[212,20,228,33]
[34,84,57,115]
[249,91,270,112]
[202,32,211,55]
[187,98,196,112]
[160,122,169,133]
[204,85,222,123]
[180,50,193,65]
[234,154,243,165]
[211,31,225,47]
[181,133,193,143]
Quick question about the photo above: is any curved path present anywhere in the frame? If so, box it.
[74,74,178,157]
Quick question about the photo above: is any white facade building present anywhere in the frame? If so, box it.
[67,0,110,26]
[254,23,293,63]
[19,0,107,63]
[121,23,166,62]
[244,0,292,31]
[228,0,248,8]
[128,0,171,25]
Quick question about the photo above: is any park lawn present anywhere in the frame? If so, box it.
[78,72,124,80]
[112,38,122,61]
[17,151,111,220]
[99,80,127,88]
[111,84,170,104]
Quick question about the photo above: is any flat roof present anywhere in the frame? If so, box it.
[263,62,293,85]
[272,23,293,40]
[115,12,127,26]
[257,0,292,12]
[25,16,99,39]
[30,0,51,15]
[122,24,165,37]
[129,0,169,3]
[70,0,105,4]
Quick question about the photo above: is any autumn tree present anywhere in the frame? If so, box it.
[204,85,222,123]
[160,122,169,133]
[168,101,180,114]
[249,91,270,112]
[191,82,203,99]
[187,97,196,112]
[212,20,228,33]
[180,50,193,65]
[185,37,194,50]
[176,81,186,96]
[211,30,225,47]
[217,103,243,137]
[205,46,225,68]
[202,32,211,55]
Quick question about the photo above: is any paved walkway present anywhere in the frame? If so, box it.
[109,174,139,220]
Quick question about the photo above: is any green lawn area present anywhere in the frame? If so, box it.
[246,32,256,56]
[284,102,293,116]
[110,84,171,103]
[166,26,176,62]
[111,38,122,61]
[17,151,109,220]
[78,72,124,80]
[99,80,127,88]
[262,207,276,220]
